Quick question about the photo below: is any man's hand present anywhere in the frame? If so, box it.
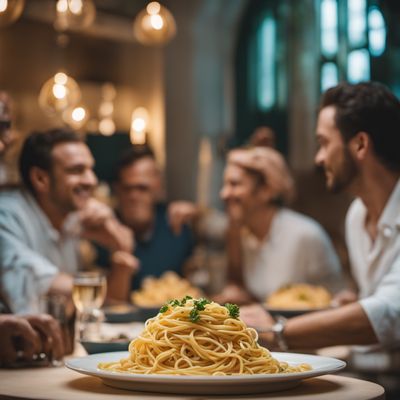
[107,251,140,303]
[168,201,199,235]
[110,251,139,275]
[212,283,255,306]
[240,303,275,331]
[24,314,64,362]
[0,314,64,366]
[80,198,133,253]
[331,289,358,307]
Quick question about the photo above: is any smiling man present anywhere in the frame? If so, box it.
[0,129,137,313]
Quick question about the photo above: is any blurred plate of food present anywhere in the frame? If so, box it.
[130,271,203,321]
[80,337,130,354]
[103,304,141,323]
[264,283,332,318]
[80,322,143,354]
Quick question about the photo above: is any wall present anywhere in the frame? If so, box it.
[164,0,246,205]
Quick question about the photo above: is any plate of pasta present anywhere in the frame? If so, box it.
[67,298,345,394]
[130,272,203,321]
[265,283,333,317]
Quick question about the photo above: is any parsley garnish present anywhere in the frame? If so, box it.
[181,295,192,305]
[160,297,235,323]
[189,308,200,322]
[224,303,240,319]
[188,298,211,322]
[159,304,169,313]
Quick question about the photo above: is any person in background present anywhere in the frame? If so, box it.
[0,97,65,366]
[240,82,400,360]
[97,145,194,299]
[249,125,276,148]
[214,146,343,305]
[0,91,13,155]
[0,129,138,314]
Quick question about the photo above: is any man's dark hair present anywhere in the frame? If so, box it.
[19,128,82,193]
[319,81,400,172]
[113,145,155,182]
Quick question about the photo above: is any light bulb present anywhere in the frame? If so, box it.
[98,101,113,118]
[39,72,81,115]
[130,107,149,145]
[133,1,176,46]
[62,104,89,129]
[0,0,24,28]
[55,0,96,31]
[72,106,86,121]
[99,118,115,136]
[53,83,67,99]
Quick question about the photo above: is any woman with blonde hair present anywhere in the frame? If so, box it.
[216,146,343,305]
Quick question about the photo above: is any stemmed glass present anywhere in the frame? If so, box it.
[72,271,107,341]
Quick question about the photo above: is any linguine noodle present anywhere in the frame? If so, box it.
[98,299,311,375]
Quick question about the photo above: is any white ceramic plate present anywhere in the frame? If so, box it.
[66,351,346,395]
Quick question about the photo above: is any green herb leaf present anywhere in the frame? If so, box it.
[181,295,192,305]
[224,303,240,319]
[159,304,169,313]
[169,299,180,307]
[194,298,211,311]
[189,308,200,322]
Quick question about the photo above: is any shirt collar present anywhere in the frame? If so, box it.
[378,178,400,235]
[22,190,76,242]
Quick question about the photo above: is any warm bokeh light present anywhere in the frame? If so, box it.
[133,1,176,45]
[0,0,24,28]
[69,0,83,15]
[98,101,113,117]
[130,107,149,145]
[39,72,81,115]
[72,106,86,122]
[150,14,163,30]
[99,117,115,136]
[0,0,8,13]
[52,83,67,99]
[54,72,68,85]
[62,104,89,129]
[146,1,161,15]
[55,0,95,31]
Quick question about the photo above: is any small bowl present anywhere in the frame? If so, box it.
[80,340,130,354]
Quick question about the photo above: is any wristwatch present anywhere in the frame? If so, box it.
[270,316,289,351]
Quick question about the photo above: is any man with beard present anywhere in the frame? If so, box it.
[0,129,138,313]
[241,82,400,360]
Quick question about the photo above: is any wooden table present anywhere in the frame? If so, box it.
[0,366,385,400]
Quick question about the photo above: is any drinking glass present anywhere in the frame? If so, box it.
[72,271,107,340]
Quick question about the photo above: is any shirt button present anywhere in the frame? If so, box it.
[382,226,393,238]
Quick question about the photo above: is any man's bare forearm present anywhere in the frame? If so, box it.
[266,302,379,349]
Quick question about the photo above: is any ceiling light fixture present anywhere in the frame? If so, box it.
[55,0,96,31]
[38,71,81,115]
[0,0,24,28]
[133,1,176,46]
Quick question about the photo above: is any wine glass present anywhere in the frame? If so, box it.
[72,271,107,340]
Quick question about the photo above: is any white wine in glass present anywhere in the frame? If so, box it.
[72,271,107,340]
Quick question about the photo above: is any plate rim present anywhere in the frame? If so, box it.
[66,351,346,384]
